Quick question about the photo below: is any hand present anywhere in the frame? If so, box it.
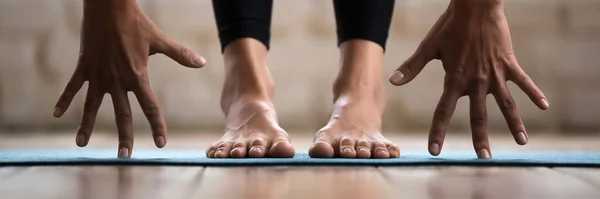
[388,0,549,158]
[53,0,207,158]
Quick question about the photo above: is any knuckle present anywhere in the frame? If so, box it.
[116,112,131,124]
[474,75,488,85]
[179,47,192,60]
[357,140,370,147]
[339,137,354,145]
[471,115,486,126]
[152,123,165,134]
[433,108,451,122]
[512,119,524,128]
[516,74,531,83]
[251,138,266,146]
[502,98,517,110]
[143,104,160,116]
[83,100,98,113]
[402,60,417,74]
[233,142,245,148]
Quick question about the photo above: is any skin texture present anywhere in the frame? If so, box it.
[53,0,206,158]
[309,40,400,159]
[389,0,549,159]
[206,38,295,158]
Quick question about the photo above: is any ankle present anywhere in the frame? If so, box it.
[220,38,275,113]
[333,40,385,103]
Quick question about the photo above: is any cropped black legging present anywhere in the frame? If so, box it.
[212,0,395,52]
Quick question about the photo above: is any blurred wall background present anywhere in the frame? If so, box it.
[0,0,598,134]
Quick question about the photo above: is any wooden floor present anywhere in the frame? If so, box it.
[1,132,599,199]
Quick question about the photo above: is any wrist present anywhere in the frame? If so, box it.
[448,0,504,19]
[83,0,139,17]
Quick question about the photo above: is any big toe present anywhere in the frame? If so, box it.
[309,141,335,158]
[269,141,295,158]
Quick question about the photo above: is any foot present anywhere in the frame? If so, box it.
[206,38,295,158]
[207,100,295,158]
[308,40,400,159]
[309,95,399,159]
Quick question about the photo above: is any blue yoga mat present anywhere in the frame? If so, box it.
[1,148,600,167]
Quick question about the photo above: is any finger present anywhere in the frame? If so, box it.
[76,80,104,147]
[153,32,206,68]
[505,56,549,110]
[390,11,448,86]
[469,91,491,159]
[54,69,85,118]
[493,84,528,145]
[111,89,133,158]
[133,81,167,148]
[429,85,461,156]
[389,54,435,86]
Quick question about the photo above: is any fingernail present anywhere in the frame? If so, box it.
[154,136,165,148]
[118,147,129,158]
[429,142,440,156]
[192,55,206,67]
[517,132,528,145]
[389,71,405,84]
[477,148,491,159]
[540,98,550,110]
[76,134,86,147]
[53,107,62,118]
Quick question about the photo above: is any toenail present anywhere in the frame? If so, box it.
[252,147,263,153]
[342,147,352,153]
[359,147,368,152]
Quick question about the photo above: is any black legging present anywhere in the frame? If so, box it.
[212,0,395,52]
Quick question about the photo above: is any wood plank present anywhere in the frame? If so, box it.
[554,168,600,188]
[1,166,599,199]
[379,167,600,199]
[0,166,205,199]
[195,167,391,199]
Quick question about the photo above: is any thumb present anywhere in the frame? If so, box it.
[154,34,206,68]
[389,53,433,86]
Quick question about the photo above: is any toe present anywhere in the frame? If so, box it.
[339,137,356,158]
[214,141,234,158]
[387,144,400,158]
[229,141,247,158]
[269,140,295,158]
[309,141,335,158]
[206,143,218,158]
[372,142,389,159]
[355,140,372,159]
[309,133,335,158]
[248,138,268,158]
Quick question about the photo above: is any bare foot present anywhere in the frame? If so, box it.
[309,40,399,159]
[206,39,294,158]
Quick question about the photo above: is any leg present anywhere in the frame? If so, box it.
[309,0,399,159]
[207,0,294,158]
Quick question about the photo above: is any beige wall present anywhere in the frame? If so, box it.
[0,0,599,133]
